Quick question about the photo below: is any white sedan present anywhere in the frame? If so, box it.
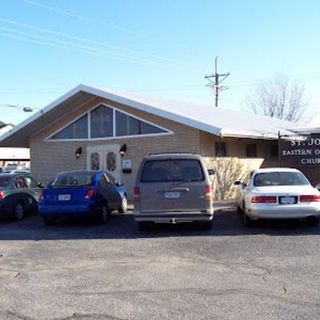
[235,168,320,226]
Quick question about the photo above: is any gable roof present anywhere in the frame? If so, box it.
[0,84,297,147]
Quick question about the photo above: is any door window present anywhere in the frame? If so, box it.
[90,152,100,170]
[25,176,38,188]
[106,152,117,172]
[14,176,29,189]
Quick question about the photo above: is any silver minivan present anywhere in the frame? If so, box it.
[133,153,214,230]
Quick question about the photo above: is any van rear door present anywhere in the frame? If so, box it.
[138,158,208,213]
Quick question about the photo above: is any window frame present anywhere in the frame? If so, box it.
[246,144,258,158]
[215,141,227,157]
[46,103,173,142]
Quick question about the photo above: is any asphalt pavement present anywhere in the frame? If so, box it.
[0,206,320,320]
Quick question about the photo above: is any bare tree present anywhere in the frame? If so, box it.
[247,74,308,122]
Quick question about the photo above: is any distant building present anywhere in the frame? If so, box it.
[0,124,30,167]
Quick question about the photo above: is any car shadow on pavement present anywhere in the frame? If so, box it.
[0,208,319,241]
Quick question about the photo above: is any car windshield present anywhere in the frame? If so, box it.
[254,172,310,187]
[0,176,11,188]
[50,172,95,187]
[141,159,204,182]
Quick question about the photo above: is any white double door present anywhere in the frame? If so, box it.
[86,145,121,182]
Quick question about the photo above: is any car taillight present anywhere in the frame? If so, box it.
[251,196,277,203]
[84,189,95,199]
[133,186,140,201]
[300,195,320,202]
[204,185,213,201]
[0,191,4,199]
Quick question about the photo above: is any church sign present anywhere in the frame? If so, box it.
[279,133,320,185]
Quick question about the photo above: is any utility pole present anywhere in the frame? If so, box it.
[205,56,230,107]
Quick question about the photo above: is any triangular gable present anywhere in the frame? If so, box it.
[47,103,172,141]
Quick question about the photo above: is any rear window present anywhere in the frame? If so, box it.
[50,172,95,187]
[254,172,310,187]
[141,159,205,183]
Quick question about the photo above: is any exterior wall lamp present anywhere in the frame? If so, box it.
[75,147,82,159]
[119,144,127,157]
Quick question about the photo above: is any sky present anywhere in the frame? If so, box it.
[1,0,320,125]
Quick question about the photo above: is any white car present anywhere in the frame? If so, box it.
[235,168,320,226]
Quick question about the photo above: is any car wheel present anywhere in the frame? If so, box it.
[137,221,150,231]
[243,203,255,227]
[118,195,128,214]
[14,202,25,221]
[236,203,242,214]
[244,213,255,227]
[43,216,56,226]
[99,204,110,224]
[306,216,320,227]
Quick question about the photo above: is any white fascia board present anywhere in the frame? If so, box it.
[290,127,320,134]
[0,84,85,143]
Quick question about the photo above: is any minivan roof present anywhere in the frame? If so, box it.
[144,153,202,160]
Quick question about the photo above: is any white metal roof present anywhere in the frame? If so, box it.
[0,84,298,147]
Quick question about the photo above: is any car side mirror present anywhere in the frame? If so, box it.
[208,169,215,176]
[38,182,44,188]
[116,182,123,187]
[315,183,320,191]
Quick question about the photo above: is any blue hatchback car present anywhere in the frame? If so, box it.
[39,170,127,225]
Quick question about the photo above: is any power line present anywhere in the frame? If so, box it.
[0,103,39,112]
[205,56,230,107]
[0,17,178,65]
[0,28,181,69]
[0,17,203,72]
[21,0,143,36]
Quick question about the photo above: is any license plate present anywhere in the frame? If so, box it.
[58,194,71,201]
[279,196,296,205]
[165,192,181,199]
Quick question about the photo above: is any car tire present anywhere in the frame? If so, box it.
[43,216,56,226]
[14,202,25,221]
[118,195,128,214]
[99,204,110,224]
[137,221,150,231]
[244,213,257,227]
[306,216,320,227]
[243,203,255,227]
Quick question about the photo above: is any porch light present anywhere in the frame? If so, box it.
[75,147,82,159]
[119,144,127,157]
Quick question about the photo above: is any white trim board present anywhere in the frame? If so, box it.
[45,102,174,142]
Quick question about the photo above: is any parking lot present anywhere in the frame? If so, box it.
[1,205,320,320]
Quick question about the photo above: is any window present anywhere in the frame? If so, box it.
[100,175,108,188]
[90,105,113,138]
[50,172,94,187]
[215,142,227,157]
[106,172,116,185]
[14,176,28,189]
[270,144,278,158]
[254,172,309,187]
[25,176,38,188]
[141,159,204,183]
[47,104,171,141]
[50,115,88,140]
[116,111,166,136]
[246,144,257,157]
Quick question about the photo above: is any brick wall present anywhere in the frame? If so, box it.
[29,97,278,200]
[30,97,201,199]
